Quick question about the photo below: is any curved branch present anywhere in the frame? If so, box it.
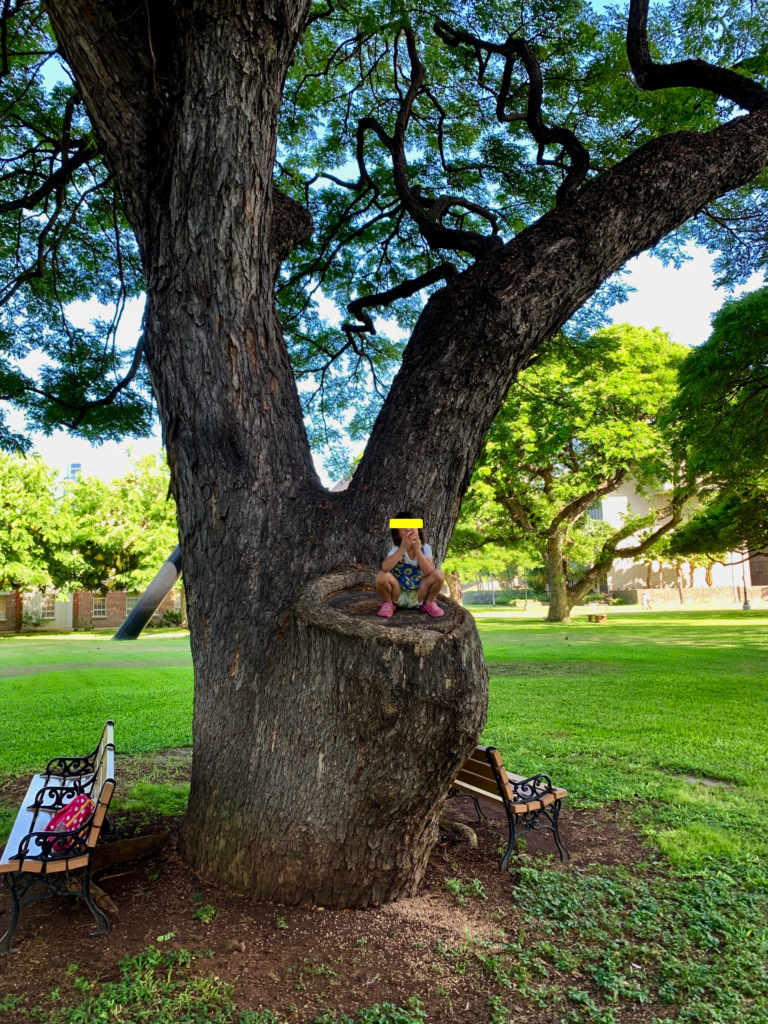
[353,31,502,258]
[25,336,145,429]
[0,143,97,213]
[627,0,768,112]
[343,262,458,339]
[434,20,590,204]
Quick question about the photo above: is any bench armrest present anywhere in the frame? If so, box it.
[27,782,87,813]
[510,773,555,802]
[14,822,93,863]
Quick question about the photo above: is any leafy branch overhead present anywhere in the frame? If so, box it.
[277,0,768,466]
[0,0,768,462]
[0,0,148,451]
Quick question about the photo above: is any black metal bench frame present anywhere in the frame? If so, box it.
[0,722,115,955]
[451,745,570,870]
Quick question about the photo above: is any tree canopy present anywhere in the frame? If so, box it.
[447,324,695,619]
[0,0,767,471]
[0,452,63,589]
[0,452,177,593]
[668,284,768,556]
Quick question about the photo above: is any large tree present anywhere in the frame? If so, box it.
[0,0,767,904]
[446,325,694,622]
[669,285,768,558]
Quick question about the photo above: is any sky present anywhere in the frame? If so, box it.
[11,244,763,488]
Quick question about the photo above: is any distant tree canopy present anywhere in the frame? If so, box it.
[0,0,767,472]
[0,453,178,592]
[0,453,63,589]
[446,325,697,621]
[669,285,768,558]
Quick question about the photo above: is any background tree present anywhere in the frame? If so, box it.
[669,285,768,560]
[0,453,65,590]
[0,0,765,903]
[448,326,695,622]
[50,454,179,593]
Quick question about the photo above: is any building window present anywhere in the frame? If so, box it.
[93,596,107,618]
[0,594,6,621]
[41,595,56,619]
[173,591,182,612]
[588,501,603,521]
[126,593,140,613]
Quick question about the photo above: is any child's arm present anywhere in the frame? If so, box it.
[415,544,434,574]
[382,539,408,572]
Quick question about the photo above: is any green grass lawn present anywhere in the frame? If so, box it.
[2,609,768,1022]
[0,633,194,777]
[475,604,768,862]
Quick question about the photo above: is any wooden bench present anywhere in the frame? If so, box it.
[587,613,607,623]
[0,722,116,954]
[450,744,569,870]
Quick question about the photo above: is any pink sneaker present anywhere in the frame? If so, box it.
[378,601,395,618]
[420,601,444,618]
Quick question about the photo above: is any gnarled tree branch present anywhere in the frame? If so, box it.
[627,0,768,112]
[354,29,503,258]
[434,19,591,204]
[342,261,458,341]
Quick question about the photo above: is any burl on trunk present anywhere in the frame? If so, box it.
[44,0,768,904]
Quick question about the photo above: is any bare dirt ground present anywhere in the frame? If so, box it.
[0,753,663,1023]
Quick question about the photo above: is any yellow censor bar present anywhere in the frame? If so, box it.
[390,518,423,528]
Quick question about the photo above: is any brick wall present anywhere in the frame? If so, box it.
[0,589,21,632]
[75,590,128,629]
[74,588,181,629]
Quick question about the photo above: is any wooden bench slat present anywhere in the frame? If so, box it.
[457,771,515,805]
[452,776,542,814]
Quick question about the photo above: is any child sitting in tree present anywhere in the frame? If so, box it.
[376,512,445,618]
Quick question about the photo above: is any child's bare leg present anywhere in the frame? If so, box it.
[418,569,445,605]
[376,571,400,604]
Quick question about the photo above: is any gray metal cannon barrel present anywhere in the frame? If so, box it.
[112,546,183,641]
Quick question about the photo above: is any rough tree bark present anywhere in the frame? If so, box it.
[44,0,768,904]
[447,571,463,604]
[545,534,572,623]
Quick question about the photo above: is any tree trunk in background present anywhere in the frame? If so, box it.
[706,564,713,587]
[44,0,768,904]
[448,572,463,605]
[545,534,571,623]
[646,561,653,588]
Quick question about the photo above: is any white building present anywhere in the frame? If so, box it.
[592,479,757,593]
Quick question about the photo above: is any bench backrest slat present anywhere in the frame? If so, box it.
[455,745,515,803]
[87,743,115,847]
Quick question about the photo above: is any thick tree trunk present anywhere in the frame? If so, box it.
[180,570,486,903]
[545,534,572,623]
[447,571,463,604]
[44,0,768,904]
